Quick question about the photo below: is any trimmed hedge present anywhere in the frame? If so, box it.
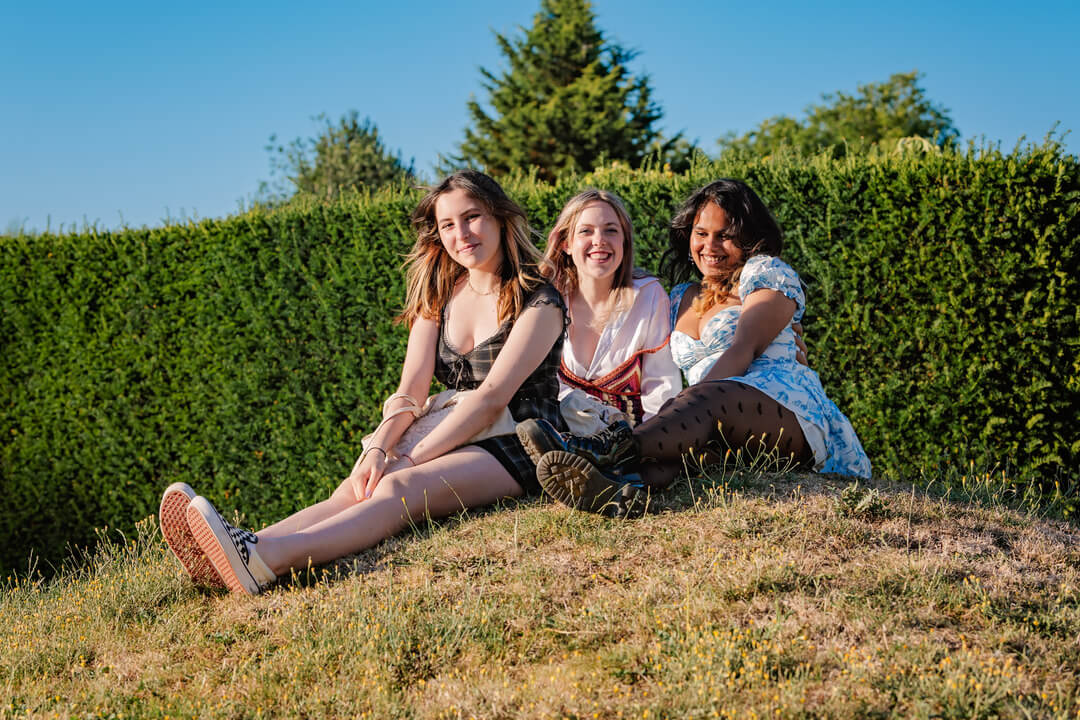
[2,143,1078,575]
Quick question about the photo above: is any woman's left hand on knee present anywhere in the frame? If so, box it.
[347,450,388,501]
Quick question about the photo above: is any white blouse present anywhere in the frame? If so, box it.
[559,275,682,421]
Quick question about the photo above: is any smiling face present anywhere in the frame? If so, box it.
[434,188,504,273]
[690,201,743,279]
[565,201,626,286]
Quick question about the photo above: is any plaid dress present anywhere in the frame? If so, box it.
[434,282,568,494]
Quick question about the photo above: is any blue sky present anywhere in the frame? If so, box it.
[4,0,1077,234]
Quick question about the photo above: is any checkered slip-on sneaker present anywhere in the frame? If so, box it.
[159,482,225,588]
[186,496,277,596]
[536,450,646,518]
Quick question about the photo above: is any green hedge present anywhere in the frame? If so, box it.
[2,143,1078,575]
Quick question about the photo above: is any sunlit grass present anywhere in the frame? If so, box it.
[4,461,1079,719]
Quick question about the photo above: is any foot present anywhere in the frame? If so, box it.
[159,483,225,588]
[536,450,647,518]
[517,418,638,469]
[186,497,277,595]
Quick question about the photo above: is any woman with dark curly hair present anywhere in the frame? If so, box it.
[518,178,870,516]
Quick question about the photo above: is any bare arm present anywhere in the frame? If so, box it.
[700,289,797,383]
[408,301,564,464]
[349,317,439,498]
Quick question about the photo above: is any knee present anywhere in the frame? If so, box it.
[377,472,409,498]
[330,480,355,505]
[370,469,418,505]
[330,477,372,507]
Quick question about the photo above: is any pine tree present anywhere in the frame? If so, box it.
[456,0,672,181]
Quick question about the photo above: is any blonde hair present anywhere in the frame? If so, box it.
[540,189,637,307]
[399,170,543,327]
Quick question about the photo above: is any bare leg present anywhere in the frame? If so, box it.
[259,458,412,538]
[634,381,814,489]
[257,497,350,539]
[254,447,521,576]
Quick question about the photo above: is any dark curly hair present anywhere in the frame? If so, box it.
[660,179,783,287]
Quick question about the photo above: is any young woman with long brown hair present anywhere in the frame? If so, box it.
[159,170,570,594]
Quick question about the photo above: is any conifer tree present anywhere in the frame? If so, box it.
[456,0,672,180]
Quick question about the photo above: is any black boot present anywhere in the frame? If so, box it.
[536,450,646,518]
[517,418,639,469]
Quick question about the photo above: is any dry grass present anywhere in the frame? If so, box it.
[3,465,1079,719]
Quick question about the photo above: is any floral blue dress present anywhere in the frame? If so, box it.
[669,255,871,477]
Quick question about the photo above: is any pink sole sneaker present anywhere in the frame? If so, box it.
[186,496,275,596]
[159,483,225,588]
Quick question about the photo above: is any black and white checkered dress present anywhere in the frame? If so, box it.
[435,282,569,494]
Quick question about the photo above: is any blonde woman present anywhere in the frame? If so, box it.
[539,189,681,428]
[159,170,569,594]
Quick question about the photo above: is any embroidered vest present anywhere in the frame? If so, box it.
[558,338,669,426]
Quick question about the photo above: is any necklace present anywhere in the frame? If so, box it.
[467,277,498,296]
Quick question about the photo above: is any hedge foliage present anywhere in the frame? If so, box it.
[2,142,1078,575]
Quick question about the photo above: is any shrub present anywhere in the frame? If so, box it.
[2,141,1077,575]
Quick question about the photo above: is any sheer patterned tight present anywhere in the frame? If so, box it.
[634,380,814,489]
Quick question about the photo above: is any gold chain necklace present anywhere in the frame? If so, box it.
[467,278,498,296]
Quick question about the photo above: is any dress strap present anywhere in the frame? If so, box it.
[669,283,694,332]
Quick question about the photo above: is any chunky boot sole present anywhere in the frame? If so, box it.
[536,451,645,518]
[186,497,264,596]
[159,483,225,588]
[516,418,563,466]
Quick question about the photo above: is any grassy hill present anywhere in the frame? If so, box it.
[3,463,1078,719]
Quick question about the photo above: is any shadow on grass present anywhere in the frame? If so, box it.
[653,446,1078,526]
[284,493,550,590]
[258,448,1079,593]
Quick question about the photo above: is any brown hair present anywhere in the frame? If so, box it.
[399,170,543,326]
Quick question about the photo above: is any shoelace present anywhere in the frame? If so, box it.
[217,509,257,564]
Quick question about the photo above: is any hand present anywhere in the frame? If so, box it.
[792,322,810,367]
[348,447,388,502]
